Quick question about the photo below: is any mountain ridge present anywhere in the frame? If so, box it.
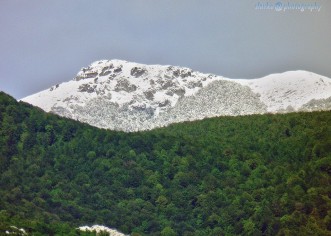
[21,60,331,132]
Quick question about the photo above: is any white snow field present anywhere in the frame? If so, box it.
[22,60,331,132]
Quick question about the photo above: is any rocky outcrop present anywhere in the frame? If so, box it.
[78,84,96,93]
[114,78,137,92]
[131,67,147,77]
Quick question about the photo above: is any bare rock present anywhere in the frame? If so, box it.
[180,69,192,78]
[85,72,98,78]
[131,67,147,77]
[158,99,170,107]
[161,81,176,90]
[78,84,96,93]
[187,81,203,89]
[114,66,122,73]
[173,88,186,96]
[114,78,137,92]
[100,66,113,76]
[144,90,155,100]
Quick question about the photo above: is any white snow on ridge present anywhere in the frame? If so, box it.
[22,59,222,113]
[21,60,331,132]
[233,70,331,112]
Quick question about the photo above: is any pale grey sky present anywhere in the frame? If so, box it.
[0,0,330,99]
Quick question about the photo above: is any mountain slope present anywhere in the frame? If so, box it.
[234,70,331,112]
[1,91,331,235]
[22,60,331,131]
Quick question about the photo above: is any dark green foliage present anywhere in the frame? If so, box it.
[0,91,331,235]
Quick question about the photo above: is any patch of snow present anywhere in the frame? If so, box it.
[4,226,27,235]
[78,225,127,236]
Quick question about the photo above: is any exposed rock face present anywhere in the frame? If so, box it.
[100,66,113,76]
[21,59,331,132]
[114,66,122,73]
[144,90,155,100]
[131,67,147,77]
[78,84,96,93]
[114,78,137,92]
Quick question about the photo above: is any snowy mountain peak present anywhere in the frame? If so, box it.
[22,60,331,132]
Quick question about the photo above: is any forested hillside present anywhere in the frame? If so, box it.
[0,91,330,235]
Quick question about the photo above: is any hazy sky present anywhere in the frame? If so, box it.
[1,0,330,99]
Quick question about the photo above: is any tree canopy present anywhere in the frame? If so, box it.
[0,91,330,235]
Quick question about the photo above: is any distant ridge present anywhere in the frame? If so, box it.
[22,60,331,131]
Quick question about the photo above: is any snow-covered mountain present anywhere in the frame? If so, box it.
[21,60,331,132]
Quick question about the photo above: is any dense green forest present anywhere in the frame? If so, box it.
[0,91,331,235]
